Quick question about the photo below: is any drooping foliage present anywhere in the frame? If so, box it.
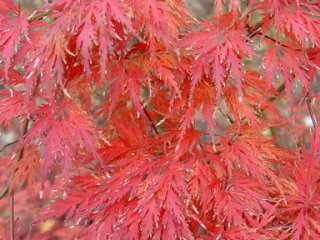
[0,0,320,239]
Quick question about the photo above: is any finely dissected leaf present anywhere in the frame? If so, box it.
[0,90,25,127]
[10,145,40,194]
[183,19,255,99]
[262,1,320,46]
[0,0,16,15]
[263,46,312,105]
[0,13,29,79]
[24,100,99,179]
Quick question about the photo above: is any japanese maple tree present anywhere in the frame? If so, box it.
[0,0,320,239]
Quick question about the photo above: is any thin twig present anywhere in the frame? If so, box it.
[142,107,160,137]
[267,83,286,102]
[0,184,9,199]
[218,107,235,124]
[0,141,18,153]
[9,190,14,240]
[245,20,302,51]
[8,119,30,240]
[27,10,52,22]
[306,95,317,130]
